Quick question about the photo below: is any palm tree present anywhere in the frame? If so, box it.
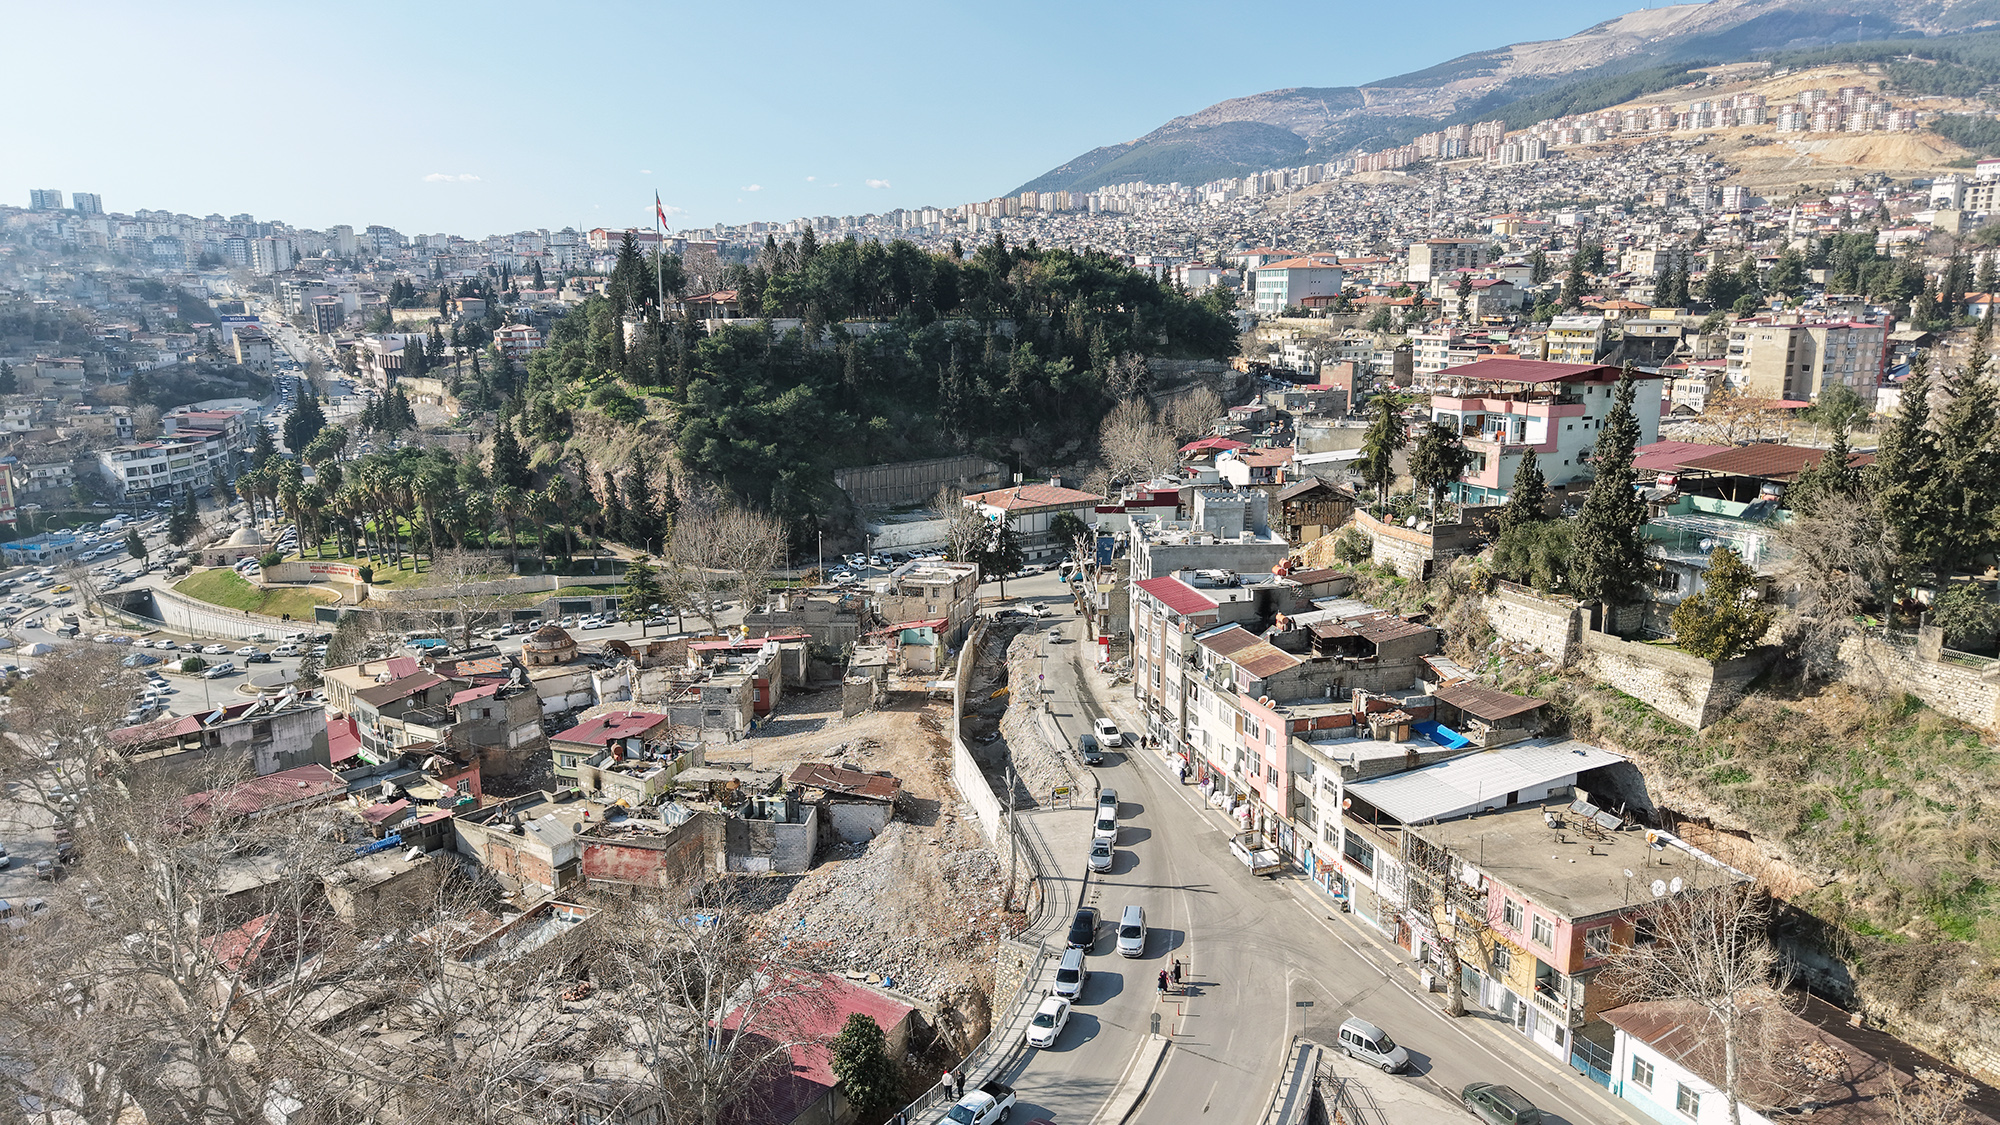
[415,464,452,561]
[494,485,525,566]
[298,482,328,558]
[236,469,262,522]
[336,483,368,559]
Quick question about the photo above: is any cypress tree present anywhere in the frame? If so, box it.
[1930,314,2000,573]
[1787,420,1857,519]
[1496,448,1549,534]
[1569,365,1647,619]
[490,421,528,488]
[1357,393,1408,505]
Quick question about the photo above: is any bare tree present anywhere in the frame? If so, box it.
[0,645,138,817]
[1161,385,1224,444]
[1104,352,1152,399]
[588,877,837,1125]
[1887,1067,1976,1125]
[933,485,990,566]
[1774,492,1896,677]
[1096,397,1177,485]
[398,548,505,648]
[1599,876,1786,1125]
[665,493,785,631]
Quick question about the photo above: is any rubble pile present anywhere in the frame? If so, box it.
[995,631,1076,803]
[756,820,1021,1002]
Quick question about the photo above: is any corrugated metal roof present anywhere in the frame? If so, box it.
[1346,738,1624,823]
[786,763,902,802]
[1135,576,1219,617]
[1676,443,1874,481]
[1434,681,1548,721]
[1439,358,1633,384]
[1195,624,1259,656]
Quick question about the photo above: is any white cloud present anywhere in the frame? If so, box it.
[865,178,891,189]
[658,202,687,218]
[639,168,653,175]
[805,175,816,182]
[422,172,481,183]
[742,183,762,192]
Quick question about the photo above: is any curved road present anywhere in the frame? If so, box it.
[984,585,1638,1125]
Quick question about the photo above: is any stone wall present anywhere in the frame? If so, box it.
[368,574,566,605]
[1350,509,1487,580]
[1484,581,1583,662]
[1574,631,1775,730]
[1833,629,2000,731]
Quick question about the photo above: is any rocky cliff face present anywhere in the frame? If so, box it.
[1014,0,1988,195]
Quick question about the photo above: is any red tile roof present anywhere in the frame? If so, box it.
[180,764,347,825]
[963,482,1105,511]
[1181,437,1249,454]
[1134,576,1218,617]
[1230,446,1295,468]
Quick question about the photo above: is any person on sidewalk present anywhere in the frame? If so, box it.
[952,1069,964,1098]
[1157,969,1169,996]
[940,1070,953,1099]
[1171,959,1182,985]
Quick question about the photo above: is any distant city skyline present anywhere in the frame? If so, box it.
[0,0,1650,237]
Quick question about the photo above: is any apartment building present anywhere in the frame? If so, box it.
[962,481,1106,561]
[1724,319,1885,408]
[1127,489,1290,581]
[93,434,222,501]
[1407,239,1492,284]
[1428,358,1665,505]
[1545,315,1609,364]
[1252,258,1344,315]
[495,322,545,361]
[232,324,277,372]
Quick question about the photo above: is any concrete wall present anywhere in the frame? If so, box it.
[834,454,1006,508]
[369,574,562,605]
[723,804,816,873]
[1484,581,1583,662]
[824,801,894,843]
[129,586,292,640]
[952,621,1005,843]
[1350,509,1486,580]
[1575,631,1774,730]
[1833,630,2000,731]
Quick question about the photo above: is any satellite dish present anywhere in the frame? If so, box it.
[1405,516,1419,528]
[1623,869,1635,879]
[1651,880,1669,897]
[1670,877,1684,893]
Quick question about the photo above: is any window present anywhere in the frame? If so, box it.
[1491,945,1512,975]
[1585,925,1611,958]
[1530,914,1554,948]
[1342,832,1375,874]
[1631,1056,1655,1090]
[1676,1083,1701,1117]
[1503,898,1523,930]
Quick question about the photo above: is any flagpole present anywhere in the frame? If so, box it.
[654,192,665,315]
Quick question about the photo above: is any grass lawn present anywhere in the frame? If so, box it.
[176,569,336,619]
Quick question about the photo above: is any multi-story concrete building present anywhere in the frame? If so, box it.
[1127,488,1290,580]
[495,322,545,362]
[1545,315,1608,364]
[1407,238,1491,284]
[93,432,224,501]
[1724,319,1885,408]
[70,192,102,215]
[1252,258,1344,315]
[1428,358,1665,505]
[232,324,276,372]
[28,189,63,211]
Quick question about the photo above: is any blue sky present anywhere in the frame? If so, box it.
[3,0,1649,237]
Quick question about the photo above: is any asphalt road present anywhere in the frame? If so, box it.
[982,588,1640,1125]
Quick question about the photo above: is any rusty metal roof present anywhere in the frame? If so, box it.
[1676,443,1875,481]
[786,763,902,802]
[1434,680,1547,721]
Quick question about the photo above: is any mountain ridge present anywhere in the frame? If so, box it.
[1012,0,1997,197]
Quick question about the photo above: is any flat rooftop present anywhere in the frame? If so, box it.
[1417,798,1741,921]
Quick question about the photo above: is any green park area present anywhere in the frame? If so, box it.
[175,569,337,620]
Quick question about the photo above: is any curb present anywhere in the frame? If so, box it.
[1093,1034,1172,1125]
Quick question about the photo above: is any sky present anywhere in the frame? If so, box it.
[2,0,1652,238]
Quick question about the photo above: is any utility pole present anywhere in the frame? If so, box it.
[1005,764,1019,912]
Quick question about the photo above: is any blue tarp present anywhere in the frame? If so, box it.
[1412,720,1472,749]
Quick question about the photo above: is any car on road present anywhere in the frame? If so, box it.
[1338,1017,1409,1073]
[1094,717,1124,747]
[1098,788,1117,815]
[271,644,302,657]
[1066,907,1098,950]
[234,646,261,657]
[201,644,230,655]
[245,652,273,664]
[1088,838,1113,872]
[1025,996,1070,1048]
[1077,733,1103,765]
[1461,1083,1541,1125]
[202,662,236,679]
[1117,905,1147,958]
[1094,811,1117,843]
[1052,946,1089,999]
[153,639,179,649]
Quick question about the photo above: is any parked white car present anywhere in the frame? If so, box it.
[1025,996,1070,1048]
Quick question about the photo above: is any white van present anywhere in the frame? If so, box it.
[1337,1017,1410,1074]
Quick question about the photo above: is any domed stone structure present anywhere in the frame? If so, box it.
[225,526,266,548]
[207,524,270,568]
[523,623,578,666]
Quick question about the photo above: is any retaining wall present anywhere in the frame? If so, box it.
[1351,509,1487,580]
[1574,631,1775,730]
[834,454,1007,509]
[131,587,294,641]
[951,620,1005,843]
[368,574,563,605]
[1833,629,2000,731]
[1484,581,1583,662]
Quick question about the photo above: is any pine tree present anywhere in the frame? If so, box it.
[1496,448,1549,534]
[490,422,528,488]
[1872,352,1942,583]
[1930,314,2000,573]
[1569,365,1647,618]
[531,259,545,291]
[1563,246,1586,309]
[599,469,625,542]
[1530,246,1549,286]
[620,556,664,627]
[1357,393,1408,505]
[0,361,14,394]
[1978,252,1998,296]
[1787,420,1858,518]
[1409,420,1471,519]
[621,450,656,546]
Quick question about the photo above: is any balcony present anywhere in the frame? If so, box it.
[1532,978,1584,1027]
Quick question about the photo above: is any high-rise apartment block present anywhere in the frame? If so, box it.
[28,189,62,211]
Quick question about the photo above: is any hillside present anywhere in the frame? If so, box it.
[1013,0,1999,196]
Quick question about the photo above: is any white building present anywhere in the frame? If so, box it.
[1252,259,1344,316]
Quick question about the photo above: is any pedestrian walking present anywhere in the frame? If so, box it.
[1171,959,1182,985]
[1157,969,1169,995]
[940,1070,952,1098]
[952,1068,964,1098]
